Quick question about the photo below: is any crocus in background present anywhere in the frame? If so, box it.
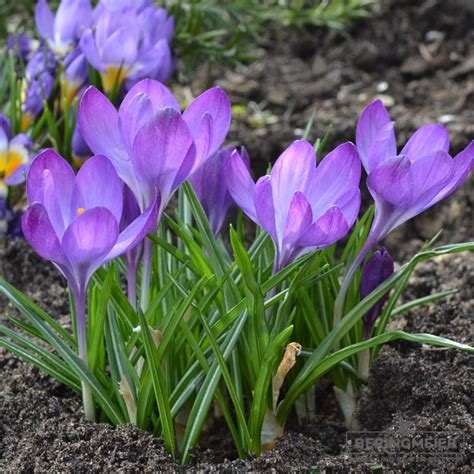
[62,48,89,103]
[22,149,159,419]
[333,99,474,326]
[7,34,39,60]
[0,114,33,197]
[78,79,231,309]
[190,147,250,236]
[35,0,93,56]
[226,140,362,272]
[71,125,92,165]
[80,4,173,93]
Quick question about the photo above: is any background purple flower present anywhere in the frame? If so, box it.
[360,247,394,339]
[226,140,361,271]
[35,0,93,56]
[190,147,250,236]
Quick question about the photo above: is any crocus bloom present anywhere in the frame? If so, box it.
[78,79,231,213]
[72,125,92,165]
[333,100,474,326]
[190,147,250,236]
[357,99,474,247]
[80,5,173,93]
[226,140,361,272]
[22,149,158,419]
[0,114,32,196]
[62,48,88,103]
[78,79,231,309]
[360,247,394,339]
[35,0,93,56]
[7,34,39,60]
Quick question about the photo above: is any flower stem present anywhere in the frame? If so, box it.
[127,259,138,310]
[140,237,153,312]
[73,287,95,422]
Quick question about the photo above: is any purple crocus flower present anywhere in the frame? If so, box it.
[22,149,158,419]
[77,79,231,308]
[7,34,39,60]
[226,140,361,272]
[190,147,250,236]
[80,5,173,93]
[360,247,394,339]
[35,0,93,56]
[62,48,88,102]
[72,125,92,164]
[0,114,33,196]
[357,100,474,247]
[333,100,474,325]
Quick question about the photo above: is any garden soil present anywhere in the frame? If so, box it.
[1,0,473,472]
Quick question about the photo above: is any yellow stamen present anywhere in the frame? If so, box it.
[77,207,86,215]
[100,66,129,94]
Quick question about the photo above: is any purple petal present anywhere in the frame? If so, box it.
[100,27,139,67]
[10,133,32,149]
[283,192,312,246]
[0,114,12,140]
[61,207,119,284]
[121,184,141,229]
[72,155,123,223]
[254,176,277,242]
[183,86,231,157]
[35,0,54,40]
[334,188,361,229]
[26,149,75,234]
[400,124,449,160]
[309,142,361,218]
[366,121,397,171]
[54,0,93,47]
[356,100,394,172]
[106,193,160,262]
[367,155,414,208]
[171,144,196,195]
[297,206,349,248]
[4,164,29,186]
[78,86,125,161]
[225,149,256,222]
[360,247,394,299]
[131,108,194,206]
[79,29,104,71]
[22,203,66,264]
[271,140,316,241]
[190,112,212,172]
[430,141,474,203]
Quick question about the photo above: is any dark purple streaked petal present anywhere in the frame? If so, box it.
[35,0,54,40]
[367,155,414,208]
[254,176,277,242]
[360,247,394,299]
[400,124,449,160]
[183,86,231,157]
[356,99,394,171]
[366,121,396,171]
[106,193,160,262]
[121,184,141,229]
[72,155,123,223]
[22,203,66,264]
[170,144,196,195]
[297,206,348,248]
[61,207,119,284]
[190,112,212,172]
[78,86,125,161]
[271,140,316,241]
[225,149,257,222]
[283,192,312,246]
[334,188,361,229]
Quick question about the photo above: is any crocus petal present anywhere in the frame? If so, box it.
[254,176,277,242]
[334,188,362,229]
[283,191,312,246]
[271,140,316,242]
[132,108,194,206]
[190,112,213,172]
[356,100,395,172]
[120,79,179,116]
[54,0,92,47]
[297,206,348,248]
[121,184,141,228]
[79,29,104,71]
[430,141,474,203]
[78,86,124,161]
[10,133,32,149]
[4,164,28,186]
[170,144,196,195]
[61,207,119,285]
[400,124,450,160]
[0,114,12,140]
[360,247,394,299]
[309,142,361,218]
[106,193,160,262]
[26,149,75,224]
[101,27,138,66]
[367,155,414,208]
[225,149,257,222]
[22,203,66,264]
[183,86,231,156]
[72,155,123,223]
[35,0,55,40]
[366,121,397,171]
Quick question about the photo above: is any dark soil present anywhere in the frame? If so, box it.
[1,0,473,472]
